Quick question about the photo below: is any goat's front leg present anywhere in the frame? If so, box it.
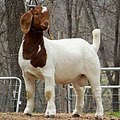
[44,75,56,117]
[23,72,35,116]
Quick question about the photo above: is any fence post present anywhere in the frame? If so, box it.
[57,31,67,112]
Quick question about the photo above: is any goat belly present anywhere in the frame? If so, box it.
[54,63,82,84]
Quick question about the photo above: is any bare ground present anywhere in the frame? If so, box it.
[0,113,119,120]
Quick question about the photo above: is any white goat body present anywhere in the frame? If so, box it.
[18,29,103,118]
[44,38,99,84]
[19,5,103,119]
[19,30,100,85]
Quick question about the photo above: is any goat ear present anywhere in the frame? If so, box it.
[20,11,33,34]
[43,11,49,18]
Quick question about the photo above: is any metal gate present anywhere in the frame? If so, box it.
[0,77,22,112]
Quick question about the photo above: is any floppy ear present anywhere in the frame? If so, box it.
[20,11,33,34]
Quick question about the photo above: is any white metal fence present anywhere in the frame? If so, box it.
[67,67,120,113]
[0,77,22,112]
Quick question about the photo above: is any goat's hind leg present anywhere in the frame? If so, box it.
[88,75,104,120]
[72,82,85,117]
[23,72,35,116]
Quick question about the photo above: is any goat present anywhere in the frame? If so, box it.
[18,5,103,120]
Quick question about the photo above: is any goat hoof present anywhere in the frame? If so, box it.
[72,114,80,118]
[24,113,32,117]
[95,116,103,120]
[45,115,55,118]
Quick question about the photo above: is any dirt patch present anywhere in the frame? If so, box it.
[0,113,119,120]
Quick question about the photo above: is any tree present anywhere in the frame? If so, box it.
[5,0,25,111]
[5,0,25,76]
[112,0,120,111]
[66,0,73,38]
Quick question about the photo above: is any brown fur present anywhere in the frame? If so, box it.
[23,30,47,68]
[20,11,33,34]
[20,5,49,33]
[45,90,52,101]
[20,5,49,68]
[26,91,32,100]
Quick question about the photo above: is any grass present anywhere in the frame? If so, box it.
[106,112,120,118]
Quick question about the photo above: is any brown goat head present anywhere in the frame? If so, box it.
[20,5,49,34]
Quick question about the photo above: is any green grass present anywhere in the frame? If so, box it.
[106,112,120,118]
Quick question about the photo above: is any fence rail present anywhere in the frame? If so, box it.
[69,85,120,89]
[101,67,120,71]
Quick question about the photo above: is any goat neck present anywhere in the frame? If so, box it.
[23,29,47,68]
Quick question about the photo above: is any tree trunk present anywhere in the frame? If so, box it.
[5,0,24,76]
[5,0,25,112]
[66,0,73,38]
[74,0,83,37]
[112,0,120,112]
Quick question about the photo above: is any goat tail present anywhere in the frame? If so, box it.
[92,29,100,52]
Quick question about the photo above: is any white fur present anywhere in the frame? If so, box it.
[18,29,103,118]
[42,6,47,13]
[92,29,100,52]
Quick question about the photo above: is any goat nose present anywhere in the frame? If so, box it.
[44,22,48,26]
